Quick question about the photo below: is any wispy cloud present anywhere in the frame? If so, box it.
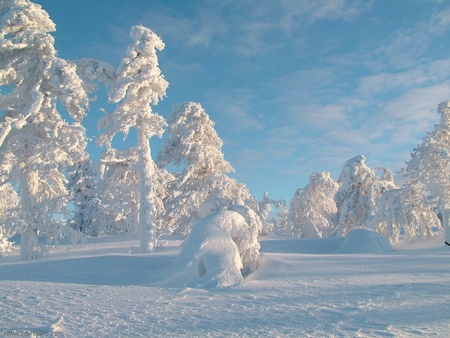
[203,89,264,133]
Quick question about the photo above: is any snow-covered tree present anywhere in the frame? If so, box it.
[403,101,450,244]
[0,0,90,259]
[97,148,173,240]
[97,25,169,252]
[258,192,288,236]
[334,156,395,237]
[97,149,139,237]
[366,166,397,220]
[288,171,339,238]
[369,185,440,243]
[158,102,261,235]
[68,159,99,235]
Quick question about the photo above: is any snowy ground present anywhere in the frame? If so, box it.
[1,234,449,337]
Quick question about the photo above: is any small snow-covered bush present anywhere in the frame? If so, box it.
[167,200,261,288]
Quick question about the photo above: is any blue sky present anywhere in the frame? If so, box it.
[34,0,450,202]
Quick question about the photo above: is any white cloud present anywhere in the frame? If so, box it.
[429,6,450,34]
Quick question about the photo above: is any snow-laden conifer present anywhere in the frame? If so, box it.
[289,171,339,238]
[68,159,100,235]
[403,101,450,244]
[0,0,90,259]
[258,192,288,236]
[369,185,440,243]
[334,156,395,237]
[158,102,261,236]
[97,25,168,252]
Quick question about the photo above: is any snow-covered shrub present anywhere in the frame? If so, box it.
[167,199,261,288]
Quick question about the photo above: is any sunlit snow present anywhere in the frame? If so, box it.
[1,232,449,337]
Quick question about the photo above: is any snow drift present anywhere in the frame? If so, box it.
[335,228,391,254]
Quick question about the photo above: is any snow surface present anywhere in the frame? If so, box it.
[335,228,392,254]
[1,233,450,337]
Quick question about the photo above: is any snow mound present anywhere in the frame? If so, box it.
[163,208,260,288]
[335,228,391,254]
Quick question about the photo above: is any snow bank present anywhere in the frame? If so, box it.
[163,207,260,288]
[335,228,391,254]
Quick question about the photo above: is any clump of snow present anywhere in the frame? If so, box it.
[335,228,391,254]
[163,201,260,288]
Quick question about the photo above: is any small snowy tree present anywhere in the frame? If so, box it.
[403,101,450,244]
[97,25,169,252]
[369,185,440,243]
[0,0,90,259]
[334,156,395,237]
[288,171,339,238]
[158,102,261,235]
[97,149,139,237]
[258,192,288,236]
[67,159,99,235]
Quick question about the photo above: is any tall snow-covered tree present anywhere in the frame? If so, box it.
[158,101,261,236]
[0,0,90,259]
[288,171,339,238]
[403,101,450,244]
[97,25,169,252]
[334,156,395,237]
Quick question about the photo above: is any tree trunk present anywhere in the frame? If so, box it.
[20,228,39,260]
[20,171,40,260]
[137,125,155,253]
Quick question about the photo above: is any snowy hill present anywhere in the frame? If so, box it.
[1,233,449,337]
